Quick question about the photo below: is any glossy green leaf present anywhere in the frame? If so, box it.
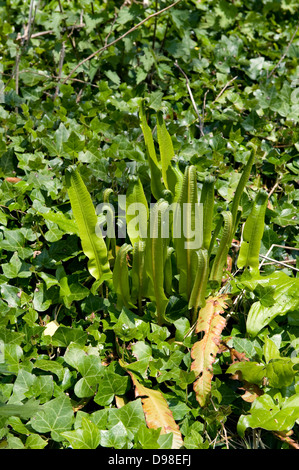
[113,308,150,341]
[209,211,233,285]
[200,176,215,251]
[230,145,256,230]
[188,249,209,321]
[25,433,48,449]
[173,165,202,300]
[146,199,169,325]
[246,275,299,336]
[62,417,101,449]
[108,399,146,440]
[113,243,135,309]
[126,176,149,246]
[237,393,299,437]
[29,394,74,441]
[139,103,164,200]
[94,370,129,406]
[156,112,183,197]
[66,168,111,284]
[237,190,268,270]
[131,240,148,310]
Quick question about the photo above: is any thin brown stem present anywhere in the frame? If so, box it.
[212,76,238,104]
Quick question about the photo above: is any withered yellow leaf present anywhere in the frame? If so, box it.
[191,295,228,407]
[128,370,183,449]
[42,320,59,337]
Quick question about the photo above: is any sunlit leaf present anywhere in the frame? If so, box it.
[191,295,228,407]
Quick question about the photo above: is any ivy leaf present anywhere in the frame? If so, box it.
[99,421,129,449]
[148,90,163,111]
[253,284,275,307]
[54,123,70,157]
[104,70,121,86]
[113,308,149,341]
[94,370,129,406]
[108,399,146,440]
[0,229,33,259]
[61,417,101,449]
[25,433,48,449]
[74,355,104,398]
[1,252,32,279]
[237,393,299,437]
[63,131,85,158]
[247,276,299,336]
[34,358,65,382]
[29,394,74,442]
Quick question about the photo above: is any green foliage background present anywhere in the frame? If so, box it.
[0,0,298,449]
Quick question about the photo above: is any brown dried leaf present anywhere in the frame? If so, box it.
[191,295,228,407]
[239,383,263,403]
[229,370,263,403]
[274,431,299,450]
[5,177,22,183]
[230,348,249,363]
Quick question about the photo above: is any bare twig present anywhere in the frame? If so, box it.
[62,0,182,85]
[202,89,209,126]
[53,41,66,100]
[104,7,119,48]
[14,51,20,96]
[263,244,299,252]
[0,69,100,89]
[261,259,297,266]
[58,0,77,51]
[223,243,299,319]
[268,23,299,78]
[268,177,282,198]
[26,0,35,44]
[259,254,299,272]
[174,60,204,137]
[274,431,299,450]
[16,23,85,41]
[14,50,21,113]
[212,76,238,104]
[259,244,299,269]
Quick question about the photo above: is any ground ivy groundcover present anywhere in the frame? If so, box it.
[0,0,298,450]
